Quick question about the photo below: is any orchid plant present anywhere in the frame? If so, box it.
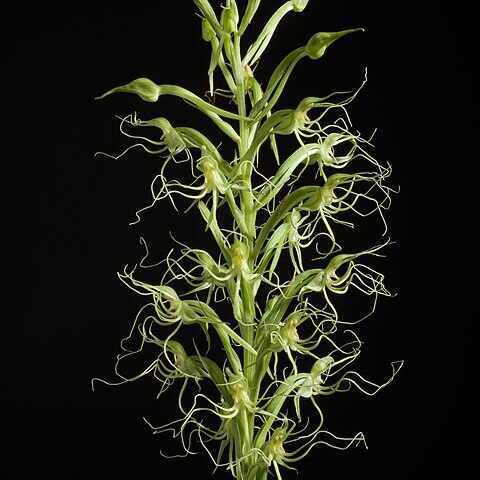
[93,1,402,479]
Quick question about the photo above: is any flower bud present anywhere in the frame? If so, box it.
[96,77,160,102]
[305,29,363,60]
[230,240,249,275]
[220,3,238,33]
[202,17,215,42]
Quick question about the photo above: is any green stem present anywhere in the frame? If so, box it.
[231,31,256,382]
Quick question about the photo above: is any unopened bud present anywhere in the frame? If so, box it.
[202,17,215,41]
[96,77,160,102]
[305,29,363,60]
[230,240,249,274]
[220,4,238,33]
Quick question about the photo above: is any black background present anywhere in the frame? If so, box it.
[6,1,467,478]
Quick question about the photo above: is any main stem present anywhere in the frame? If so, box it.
[231,30,261,478]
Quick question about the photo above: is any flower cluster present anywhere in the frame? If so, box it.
[93,1,402,479]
